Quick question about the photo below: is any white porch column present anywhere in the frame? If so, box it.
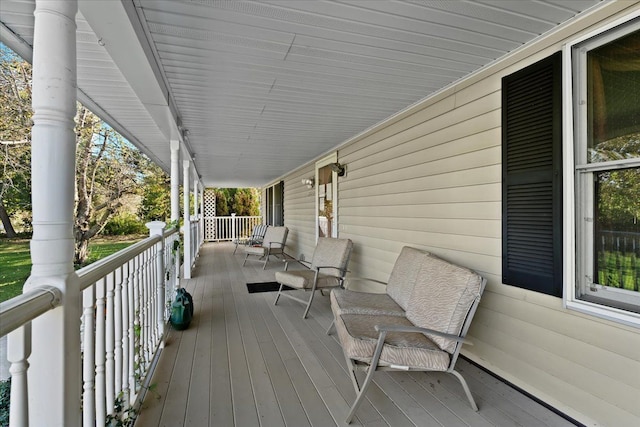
[170,140,180,222]
[199,185,205,243]
[193,179,199,220]
[182,161,192,279]
[193,180,200,254]
[25,1,81,426]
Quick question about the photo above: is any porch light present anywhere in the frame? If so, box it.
[329,162,346,177]
[301,177,314,188]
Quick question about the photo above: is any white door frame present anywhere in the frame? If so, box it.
[315,153,339,241]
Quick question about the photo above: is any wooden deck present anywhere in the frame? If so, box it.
[135,242,575,427]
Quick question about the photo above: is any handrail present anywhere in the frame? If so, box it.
[2,224,184,427]
[0,286,62,336]
[0,228,179,337]
[163,226,179,238]
[76,235,162,291]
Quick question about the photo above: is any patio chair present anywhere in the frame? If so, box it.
[233,223,268,254]
[332,253,486,424]
[274,237,353,319]
[242,226,289,270]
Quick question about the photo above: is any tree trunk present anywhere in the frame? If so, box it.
[0,200,17,238]
[75,235,89,265]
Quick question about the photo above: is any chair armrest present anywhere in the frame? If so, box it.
[314,265,348,275]
[342,276,388,292]
[344,276,387,286]
[374,324,466,344]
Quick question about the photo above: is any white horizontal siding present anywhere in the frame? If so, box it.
[274,3,640,426]
[282,165,316,261]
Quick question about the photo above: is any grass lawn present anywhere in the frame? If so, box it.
[0,236,143,303]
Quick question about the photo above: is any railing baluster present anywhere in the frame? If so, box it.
[144,250,152,365]
[106,272,115,414]
[147,247,155,348]
[8,325,31,427]
[121,261,131,403]
[82,286,95,427]
[95,278,106,426]
[128,257,137,403]
[1,229,180,425]
[156,236,166,345]
[114,266,123,397]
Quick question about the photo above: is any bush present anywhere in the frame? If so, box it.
[0,378,10,427]
[103,213,147,236]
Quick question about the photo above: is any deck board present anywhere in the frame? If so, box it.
[136,242,578,427]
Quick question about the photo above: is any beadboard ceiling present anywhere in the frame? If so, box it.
[1,0,602,187]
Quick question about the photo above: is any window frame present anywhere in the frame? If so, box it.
[563,12,640,327]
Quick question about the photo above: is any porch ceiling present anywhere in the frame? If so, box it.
[1,0,601,187]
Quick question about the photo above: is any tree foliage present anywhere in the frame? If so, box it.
[593,132,640,232]
[74,105,156,264]
[139,161,170,222]
[213,188,260,216]
[1,45,171,264]
[0,47,32,237]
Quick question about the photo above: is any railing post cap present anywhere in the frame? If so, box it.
[146,221,167,236]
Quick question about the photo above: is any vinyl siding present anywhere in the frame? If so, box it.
[281,165,316,261]
[273,2,640,426]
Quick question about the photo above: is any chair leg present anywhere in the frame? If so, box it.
[233,242,238,254]
[345,361,377,424]
[302,289,315,319]
[242,253,249,266]
[262,254,269,269]
[345,329,387,424]
[302,277,320,319]
[450,369,478,411]
[274,283,284,306]
[326,320,335,335]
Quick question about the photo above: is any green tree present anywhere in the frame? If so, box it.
[234,188,260,216]
[213,188,260,216]
[139,162,170,222]
[594,133,640,232]
[213,188,230,216]
[0,47,32,237]
[74,105,147,264]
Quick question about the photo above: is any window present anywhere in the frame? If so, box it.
[502,53,563,297]
[266,181,284,226]
[567,17,640,325]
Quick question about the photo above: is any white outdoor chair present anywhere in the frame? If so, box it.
[242,226,288,269]
[274,237,353,319]
[233,223,268,254]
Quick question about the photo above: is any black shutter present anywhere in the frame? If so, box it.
[502,52,563,297]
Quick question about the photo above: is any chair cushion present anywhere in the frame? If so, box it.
[330,288,405,317]
[334,313,450,371]
[275,270,341,290]
[311,238,353,277]
[263,226,288,247]
[406,256,483,353]
[386,247,433,311]
[244,245,266,256]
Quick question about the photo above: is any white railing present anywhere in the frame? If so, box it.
[0,223,180,427]
[203,215,262,241]
[190,216,200,264]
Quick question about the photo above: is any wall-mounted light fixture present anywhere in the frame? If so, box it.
[301,177,314,189]
[329,162,346,177]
